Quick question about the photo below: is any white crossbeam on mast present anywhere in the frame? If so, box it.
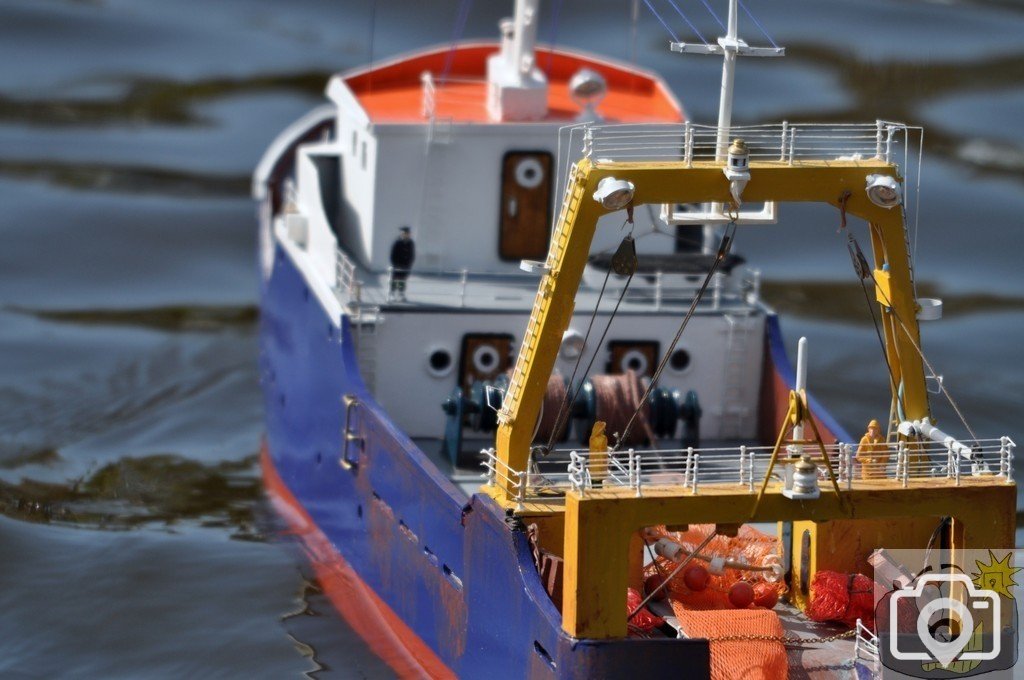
[664,0,784,236]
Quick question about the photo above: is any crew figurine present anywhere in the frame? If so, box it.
[389,226,415,301]
[856,419,888,479]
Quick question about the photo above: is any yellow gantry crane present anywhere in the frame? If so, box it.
[484,152,1014,639]
[492,155,929,502]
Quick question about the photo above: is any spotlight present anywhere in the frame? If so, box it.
[568,68,607,107]
[560,329,585,360]
[865,174,902,209]
[593,177,635,211]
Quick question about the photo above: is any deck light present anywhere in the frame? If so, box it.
[569,68,607,121]
[560,329,585,360]
[593,177,635,211]
[865,174,901,209]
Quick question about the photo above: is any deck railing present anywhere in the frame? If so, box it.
[355,266,759,310]
[481,436,1015,506]
[421,72,487,121]
[579,121,918,165]
[333,249,761,312]
[335,246,360,308]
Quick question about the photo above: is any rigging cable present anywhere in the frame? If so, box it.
[628,530,718,621]
[844,224,981,447]
[837,191,907,422]
[441,0,474,84]
[544,0,565,72]
[616,220,737,449]
[666,0,709,45]
[695,0,726,30]
[738,0,779,49]
[542,224,638,453]
[641,0,682,43]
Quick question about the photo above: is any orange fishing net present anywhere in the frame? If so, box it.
[807,571,874,629]
[643,524,789,679]
[644,524,787,610]
[673,608,788,680]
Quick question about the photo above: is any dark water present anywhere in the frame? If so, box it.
[0,0,1021,677]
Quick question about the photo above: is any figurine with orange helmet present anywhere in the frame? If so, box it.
[856,419,889,479]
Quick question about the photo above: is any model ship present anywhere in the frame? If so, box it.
[254,1,1017,677]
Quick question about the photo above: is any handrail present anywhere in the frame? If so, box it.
[580,121,920,166]
[338,264,754,311]
[481,435,1015,501]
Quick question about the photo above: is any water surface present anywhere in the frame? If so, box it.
[1,0,1021,676]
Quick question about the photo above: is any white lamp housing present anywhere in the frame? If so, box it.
[724,138,751,205]
[865,174,902,209]
[560,329,585,360]
[592,177,635,211]
[568,68,607,122]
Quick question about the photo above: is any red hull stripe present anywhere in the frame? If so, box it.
[261,445,457,680]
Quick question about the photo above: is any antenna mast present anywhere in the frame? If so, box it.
[665,0,784,242]
[671,0,784,159]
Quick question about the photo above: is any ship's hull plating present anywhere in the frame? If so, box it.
[260,246,716,678]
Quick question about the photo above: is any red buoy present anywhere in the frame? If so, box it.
[644,573,668,601]
[683,564,710,592]
[728,581,755,609]
[752,582,779,609]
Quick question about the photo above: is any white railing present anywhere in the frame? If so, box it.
[481,436,1015,502]
[853,619,881,673]
[359,266,752,310]
[421,72,487,121]
[335,246,360,308]
[579,121,918,165]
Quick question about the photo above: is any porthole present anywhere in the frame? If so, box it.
[514,157,545,189]
[669,348,691,373]
[427,347,454,377]
[619,349,649,375]
[472,345,501,374]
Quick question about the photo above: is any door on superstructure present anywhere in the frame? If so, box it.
[499,151,553,261]
[459,333,514,392]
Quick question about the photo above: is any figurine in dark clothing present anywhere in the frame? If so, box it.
[389,226,415,301]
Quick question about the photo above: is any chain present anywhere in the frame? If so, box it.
[706,629,857,646]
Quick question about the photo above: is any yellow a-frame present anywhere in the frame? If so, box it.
[484,156,1015,638]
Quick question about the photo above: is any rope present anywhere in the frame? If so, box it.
[841,210,978,444]
[440,0,474,84]
[590,372,656,447]
[616,222,737,449]
[366,0,378,73]
[837,194,907,421]
[544,0,565,72]
[628,530,718,621]
[534,374,569,443]
[666,0,709,45]
[641,0,682,42]
[544,273,637,451]
[869,271,981,447]
[543,227,637,453]
[738,0,779,49]
[542,261,614,451]
[696,0,726,30]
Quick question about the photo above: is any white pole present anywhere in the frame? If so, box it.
[705,0,739,253]
[510,0,540,79]
[793,336,808,447]
[715,0,739,162]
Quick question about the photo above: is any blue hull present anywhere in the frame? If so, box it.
[259,247,714,678]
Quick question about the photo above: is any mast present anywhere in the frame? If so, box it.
[669,0,784,249]
[487,0,548,121]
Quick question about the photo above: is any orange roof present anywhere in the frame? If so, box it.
[344,43,684,124]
